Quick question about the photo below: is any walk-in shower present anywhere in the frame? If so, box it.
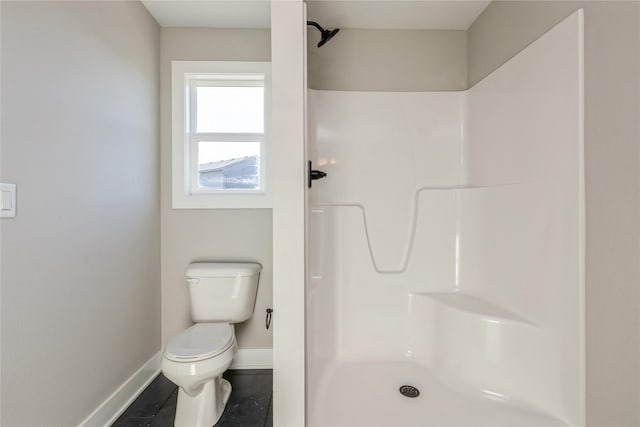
[305,10,584,427]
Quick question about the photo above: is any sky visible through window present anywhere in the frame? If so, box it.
[196,86,264,134]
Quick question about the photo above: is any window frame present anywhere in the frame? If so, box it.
[171,61,271,209]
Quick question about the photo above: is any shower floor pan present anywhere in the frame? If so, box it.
[309,361,567,427]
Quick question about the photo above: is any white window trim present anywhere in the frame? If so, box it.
[171,60,272,209]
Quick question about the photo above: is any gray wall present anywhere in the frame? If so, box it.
[160,28,273,349]
[308,29,467,91]
[469,3,640,426]
[0,2,160,426]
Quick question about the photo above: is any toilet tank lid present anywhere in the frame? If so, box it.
[185,262,262,278]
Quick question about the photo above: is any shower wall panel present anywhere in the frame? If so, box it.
[308,91,466,273]
[306,90,465,400]
[463,10,584,424]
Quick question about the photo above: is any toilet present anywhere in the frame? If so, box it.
[161,262,262,427]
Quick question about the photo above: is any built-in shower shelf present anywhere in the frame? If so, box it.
[414,291,536,326]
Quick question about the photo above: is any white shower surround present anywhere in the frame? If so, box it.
[307,10,584,427]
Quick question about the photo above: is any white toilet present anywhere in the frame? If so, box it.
[161,262,262,427]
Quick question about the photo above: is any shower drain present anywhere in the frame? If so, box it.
[399,385,420,398]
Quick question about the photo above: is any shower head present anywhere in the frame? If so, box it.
[318,28,340,47]
[307,21,340,48]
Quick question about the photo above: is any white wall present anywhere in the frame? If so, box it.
[468,3,640,426]
[0,2,160,426]
[270,2,306,426]
[159,28,273,350]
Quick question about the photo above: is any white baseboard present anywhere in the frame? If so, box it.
[78,351,162,427]
[230,348,272,370]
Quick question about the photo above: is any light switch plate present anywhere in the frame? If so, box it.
[1,183,16,218]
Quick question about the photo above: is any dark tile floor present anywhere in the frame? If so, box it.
[112,370,272,427]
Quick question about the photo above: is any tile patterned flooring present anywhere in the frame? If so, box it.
[112,370,273,427]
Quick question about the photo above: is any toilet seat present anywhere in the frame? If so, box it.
[165,323,234,362]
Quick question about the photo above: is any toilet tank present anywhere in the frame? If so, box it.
[186,262,262,323]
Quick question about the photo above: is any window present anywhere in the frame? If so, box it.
[172,61,271,208]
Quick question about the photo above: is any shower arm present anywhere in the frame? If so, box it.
[307,21,325,32]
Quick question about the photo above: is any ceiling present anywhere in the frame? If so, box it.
[141,0,491,31]
[141,1,271,29]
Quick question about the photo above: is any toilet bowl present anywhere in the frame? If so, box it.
[161,323,238,427]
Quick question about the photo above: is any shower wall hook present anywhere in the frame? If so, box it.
[266,308,273,330]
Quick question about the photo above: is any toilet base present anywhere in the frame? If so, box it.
[174,376,232,427]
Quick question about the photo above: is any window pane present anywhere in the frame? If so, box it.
[196,86,264,133]
[198,141,260,190]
